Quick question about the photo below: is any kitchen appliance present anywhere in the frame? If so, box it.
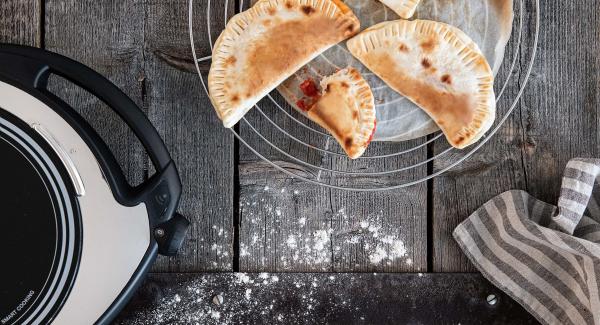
[0,44,189,324]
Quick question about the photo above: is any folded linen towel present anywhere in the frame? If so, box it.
[454,158,600,325]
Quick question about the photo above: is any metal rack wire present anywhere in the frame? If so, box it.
[188,0,540,191]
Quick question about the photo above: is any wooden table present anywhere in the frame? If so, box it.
[1,0,597,323]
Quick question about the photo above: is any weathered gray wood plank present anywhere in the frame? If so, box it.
[432,0,600,272]
[144,0,235,272]
[238,97,428,272]
[431,129,527,272]
[519,0,600,204]
[115,273,536,324]
[0,0,41,46]
[235,0,428,269]
[233,0,428,271]
[431,0,535,272]
[45,0,147,187]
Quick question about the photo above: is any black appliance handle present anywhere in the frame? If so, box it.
[0,44,187,239]
[0,44,171,173]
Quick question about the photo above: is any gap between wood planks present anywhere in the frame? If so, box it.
[231,0,242,273]
[426,134,434,273]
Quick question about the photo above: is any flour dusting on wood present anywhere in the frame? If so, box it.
[115,273,528,324]
[240,187,416,271]
[116,273,366,324]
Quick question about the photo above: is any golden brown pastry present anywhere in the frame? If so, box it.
[347,20,496,148]
[208,0,360,127]
[305,68,376,159]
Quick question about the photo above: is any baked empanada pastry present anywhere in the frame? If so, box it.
[347,20,495,148]
[378,0,421,19]
[305,68,376,159]
[208,0,360,128]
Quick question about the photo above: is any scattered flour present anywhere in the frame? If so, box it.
[286,236,297,249]
[117,273,361,324]
[240,244,249,257]
[313,229,331,251]
[209,310,220,320]
[238,190,413,270]
[235,273,252,284]
[368,246,388,264]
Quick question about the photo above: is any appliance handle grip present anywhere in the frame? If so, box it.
[24,47,171,171]
[0,44,181,223]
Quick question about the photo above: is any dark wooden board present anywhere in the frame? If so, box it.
[115,272,538,324]
[0,0,40,46]
[144,0,236,272]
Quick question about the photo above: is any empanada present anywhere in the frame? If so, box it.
[208,0,360,127]
[347,20,495,148]
[379,0,421,19]
[305,68,376,159]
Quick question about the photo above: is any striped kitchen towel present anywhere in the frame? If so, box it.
[454,158,600,325]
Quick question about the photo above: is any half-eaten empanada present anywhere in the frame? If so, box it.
[305,68,376,159]
[378,0,421,19]
[347,20,495,148]
[208,0,360,128]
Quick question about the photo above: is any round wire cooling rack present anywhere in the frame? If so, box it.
[188,0,540,191]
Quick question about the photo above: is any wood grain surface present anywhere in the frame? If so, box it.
[431,0,532,271]
[45,0,148,188]
[238,100,428,272]
[519,0,600,203]
[0,0,40,46]
[144,0,236,272]
[432,0,600,272]
[1,0,597,323]
[236,0,428,272]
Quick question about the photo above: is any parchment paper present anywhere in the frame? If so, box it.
[277,0,514,141]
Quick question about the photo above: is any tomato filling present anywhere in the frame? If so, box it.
[296,99,309,111]
[299,79,319,97]
[297,79,321,112]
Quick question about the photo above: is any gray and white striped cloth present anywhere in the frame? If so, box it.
[454,158,600,325]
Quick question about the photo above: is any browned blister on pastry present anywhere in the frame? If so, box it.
[347,20,496,148]
[208,0,360,128]
[306,68,376,159]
